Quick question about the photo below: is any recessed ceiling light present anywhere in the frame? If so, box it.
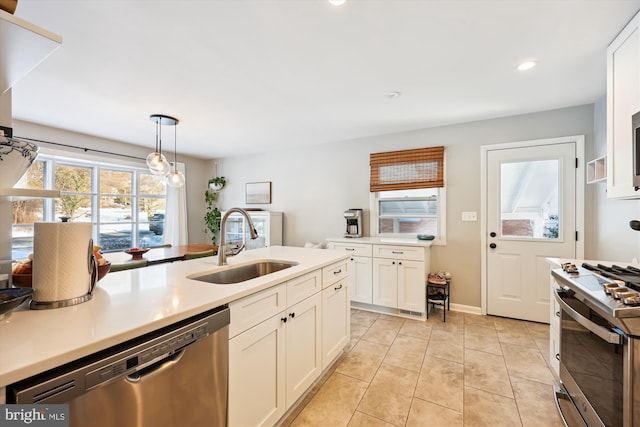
[517,61,537,71]
[388,91,401,98]
[329,0,346,5]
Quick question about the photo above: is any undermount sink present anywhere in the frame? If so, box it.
[189,260,298,284]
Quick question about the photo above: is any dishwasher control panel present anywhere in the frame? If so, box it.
[85,324,208,390]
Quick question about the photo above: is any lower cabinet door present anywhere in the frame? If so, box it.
[322,280,350,369]
[397,260,425,313]
[229,313,286,427]
[350,256,373,304]
[286,292,322,408]
[373,258,398,307]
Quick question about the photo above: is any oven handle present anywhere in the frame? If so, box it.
[554,288,622,344]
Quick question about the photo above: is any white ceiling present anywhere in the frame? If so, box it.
[9,0,640,159]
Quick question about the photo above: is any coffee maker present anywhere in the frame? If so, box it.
[344,209,363,238]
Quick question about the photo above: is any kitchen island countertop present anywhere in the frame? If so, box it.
[0,246,348,389]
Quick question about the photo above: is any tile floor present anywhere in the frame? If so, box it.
[279,307,564,427]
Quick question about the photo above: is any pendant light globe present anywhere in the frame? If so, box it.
[166,169,185,187]
[146,151,170,176]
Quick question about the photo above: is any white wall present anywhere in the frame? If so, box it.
[215,104,595,308]
[11,120,215,245]
[590,97,640,262]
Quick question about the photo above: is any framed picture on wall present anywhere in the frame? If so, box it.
[246,181,271,204]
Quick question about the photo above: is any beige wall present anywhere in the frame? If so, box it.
[215,104,596,309]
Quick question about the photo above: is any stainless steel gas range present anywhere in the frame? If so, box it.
[552,263,640,427]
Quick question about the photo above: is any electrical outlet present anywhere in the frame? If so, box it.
[461,211,477,221]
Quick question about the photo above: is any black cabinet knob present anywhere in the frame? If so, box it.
[490,232,497,237]
[489,243,497,249]
[289,312,295,319]
[281,317,287,323]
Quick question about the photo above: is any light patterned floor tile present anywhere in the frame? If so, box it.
[384,334,428,372]
[510,376,564,427]
[464,348,513,398]
[415,355,464,412]
[463,386,522,426]
[290,373,369,427]
[407,398,463,427]
[357,364,419,426]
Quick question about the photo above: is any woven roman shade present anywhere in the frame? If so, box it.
[370,146,445,192]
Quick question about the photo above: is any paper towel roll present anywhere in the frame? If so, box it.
[33,222,93,303]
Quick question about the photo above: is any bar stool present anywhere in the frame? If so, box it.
[426,273,451,322]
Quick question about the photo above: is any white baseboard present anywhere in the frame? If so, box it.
[450,303,482,315]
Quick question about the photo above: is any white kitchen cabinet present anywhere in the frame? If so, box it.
[326,242,372,304]
[606,10,640,199]
[372,257,425,312]
[548,259,562,377]
[229,293,322,426]
[229,313,286,427]
[285,292,322,407]
[373,257,399,307]
[327,238,430,317]
[322,261,350,370]
[228,263,348,427]
[373,244,426,313]
[222,210,282,250]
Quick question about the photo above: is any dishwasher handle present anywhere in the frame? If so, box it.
[127,348,186,383]
[554,288,622,344]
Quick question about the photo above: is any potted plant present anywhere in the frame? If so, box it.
[204,177,226,245]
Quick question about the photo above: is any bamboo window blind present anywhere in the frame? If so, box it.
[369,146,445,192]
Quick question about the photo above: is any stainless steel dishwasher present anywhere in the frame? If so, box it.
[7,306,229,427]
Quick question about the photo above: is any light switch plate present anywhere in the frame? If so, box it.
[461,211,477,221]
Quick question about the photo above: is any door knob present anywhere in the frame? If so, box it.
[490,232,497,237]
[489,243,497,249]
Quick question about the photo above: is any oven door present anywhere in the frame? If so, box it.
[555,288,625,427]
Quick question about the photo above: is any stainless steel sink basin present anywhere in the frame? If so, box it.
[189,260,298,284]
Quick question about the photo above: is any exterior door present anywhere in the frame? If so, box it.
[486,141,577,322]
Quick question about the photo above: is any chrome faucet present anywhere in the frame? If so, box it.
[218,207,259,266]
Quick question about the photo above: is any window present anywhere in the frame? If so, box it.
[370,146,446,242]
[11,154,167,259]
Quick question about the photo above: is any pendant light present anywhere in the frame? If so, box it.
[166,117,185,188]
[146,114,170,176]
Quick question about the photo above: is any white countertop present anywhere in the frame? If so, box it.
[0,246,349,387]
[326,236,434,247]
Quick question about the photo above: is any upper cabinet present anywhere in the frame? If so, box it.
[0,9,61,95]
[607,11,640,199]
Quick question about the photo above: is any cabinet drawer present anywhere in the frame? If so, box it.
[322,259,349,288]
[287,270,322,306]
[229,283,287,338]
[328,242,372,257]
[373,244,424,261]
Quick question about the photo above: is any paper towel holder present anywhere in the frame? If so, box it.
[30,238,99,310]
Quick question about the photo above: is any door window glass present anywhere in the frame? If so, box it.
[500,159,560,239]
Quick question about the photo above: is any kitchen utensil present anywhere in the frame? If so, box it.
[0,135,39,189]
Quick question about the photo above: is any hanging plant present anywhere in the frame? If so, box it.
[204,177,226,244]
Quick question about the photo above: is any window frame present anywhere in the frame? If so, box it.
[11,151,167,257]
[369,188,447,245]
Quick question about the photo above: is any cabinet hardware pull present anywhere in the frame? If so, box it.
[392,261,395,265]
[392,251,403,254]
[334,269,342,275]
[350,258,354,261]
[281,317,287,323]
[345,248,355,251]
[289,312,296,318]
[555,311,560,317]
[399,262,402,265]
[335,284,343,290]
[555,353,560,361]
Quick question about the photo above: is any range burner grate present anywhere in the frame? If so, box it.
[582,263,640,292]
